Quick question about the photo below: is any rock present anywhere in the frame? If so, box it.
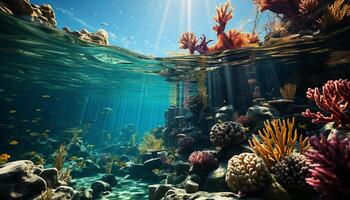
[267,99,295,115]
[143,157,164,171]
[247,105,276,122]
[173,161,190,175]
[101,174,118,187]
[204,164,229,192]
[164,190,240,200]
[91,181,111,196]
[39,168,59,188]
[52,186,74,200]
[148,184,175,200]
[185,180,199,193]
[71,159,100,178]
[119,155,130,162]
[63,27,109,45]
[166,173,187,185]
[0,160,47,199]
[263,182,292,200]
[79,188,93,200]
[34,165,44,175]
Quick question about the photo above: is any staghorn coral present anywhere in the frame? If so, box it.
[225,153,272,193]
[188,151,218,173]
[302,79,350,128]
[179,1,258,55]
[271,153,311,189]
[138,133,164,154]
[318,0,350,29]
[299,0,319,15]
[280,83,297,100]
[305,133,350,200]
[210,121,246,148]
[54,144,67,172]
[248,118,310,168]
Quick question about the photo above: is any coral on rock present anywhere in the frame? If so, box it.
[188,95,205,115]
[225,153,272,193]
[138,133,164,154]
[179,0,258,54]
[188,151,218,173]
[248,118,310,168]
[176,135,195,155]
[318,0,350,29]
[271,153,311,189]
[305,134,350,200]
[210,121,246,148]
[302,79,350,128]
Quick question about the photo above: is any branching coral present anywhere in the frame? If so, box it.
[138,133,164,154]
[54,144,67,172]
[178,0,258,55]
[318,0,350,29]
[302,79,350,128]
[225,153,272,193]
[188,151,218,173]
[305,134,350,200]
[248,118,310,168]
[280,83,297,100]
[299,0,319,15]
[40,188,54,200]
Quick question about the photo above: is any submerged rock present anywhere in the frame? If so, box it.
[101,174,118,187]
[91,180,111,197]
[39,167,59,188]
[63,27,109,45]
[0,160,47,199]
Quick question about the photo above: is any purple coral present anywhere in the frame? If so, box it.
[176,135,195,155]
[210,121,246,147]
[188,151,218,172]
[305,134,350,200]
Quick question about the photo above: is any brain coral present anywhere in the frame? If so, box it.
[225,153,271,193]
[210,121,246,147]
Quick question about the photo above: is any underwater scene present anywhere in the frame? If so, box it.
[0,0,350,199]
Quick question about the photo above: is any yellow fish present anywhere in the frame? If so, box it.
[9,140,19,145]
[152,169,161,174]
[0,153,10,164]
[244,127,250,132]
[298,123,307,130]
[70,156,78,161]
[41,95,50,98]
[44,130,51,132]
[9,110,16,114]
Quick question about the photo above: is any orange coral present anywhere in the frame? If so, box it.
[179,0,259,55]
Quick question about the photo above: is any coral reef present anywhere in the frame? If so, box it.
[138,133,164,154]
[0,0,57,27]
[271,153,311,189]
[248,118,310,167]
[54,144,67,172]
[302,79,350,128]
[179,0,258,54]
[318,0,350,29]
[176,135,195,155]
[188,95,205,115]
[210,121,246,148]
[279,83,297,100]
[188,151,218,173]
[225,153,272,193]
[63,27,109,45]
[305,133,350,200]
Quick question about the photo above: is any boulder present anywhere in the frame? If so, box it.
[0,160,47,199]
[91,181,111,197]
[204,164,229,192]
[143,157,164,171]
[39,168,59,188]
[101,174,118,187]
[148,184,175,200]
[185,180,199,193]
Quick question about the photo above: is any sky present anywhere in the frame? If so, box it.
[32,0,271,57]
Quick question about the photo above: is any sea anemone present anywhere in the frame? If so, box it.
[305,133,350,200]
[188,151,218,173]
[210,121,246,148]
[225,153,272,193]
[271,153,311,189]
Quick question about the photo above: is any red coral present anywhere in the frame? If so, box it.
[179,32,198,54]
[254,0,320,17]
[302,79,350,128]
[305,134,350,200]
[188,151,218,172]
[213,0,233,35]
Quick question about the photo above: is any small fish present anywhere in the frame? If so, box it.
[244,127,250,132]
[44,129,51,132]
[152,168,161,174]
[0,88,4,92]
[35,108,41,112]
[29,132,40,137]
[0,153,10,164]
[70,156,78,161]
[9,140,19,145]
[9,110,16,114]
[298,123,307,130]
[206,116,214,120]
[41,95,50,98]
[25,129,31,132]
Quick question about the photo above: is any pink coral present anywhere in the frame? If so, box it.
[302,79,350,128]
[305,134,350,200]
[188,151,218,172]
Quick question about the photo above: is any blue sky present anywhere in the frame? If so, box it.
[32,0,270,57]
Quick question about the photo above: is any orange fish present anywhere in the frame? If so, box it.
[0,153,10,164]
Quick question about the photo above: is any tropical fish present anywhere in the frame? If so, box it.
[35,108,41,112]
[206,116,214,120]
[298,123,307,130]
[9,140,19,145]
[29,132,40,137]
[69,156,78,161]
[115,161,127,168]
[243,127,250,132]
[41,95,50,98]
[44,129,51,133]
[9,110,16,114]
[152,168,161,174]
[0,153,10,164]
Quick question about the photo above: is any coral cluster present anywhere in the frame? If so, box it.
[302,79,350,128]
[176,135,195,155]
[188,95,205,114]
[179,1,258,55]
[305,134,350,200]
[188,151,218,173]
[248,117,309,168]
[318,0,350,29]
[225,153,272,193]
[279,83,297,100]
[271,153,310,189]
[210,121,246,148]
[138,133,165,154]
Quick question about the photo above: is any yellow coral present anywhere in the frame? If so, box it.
[248,118,309,168]
[138,133,164,154]
[54,144,66,172]
[279,83,297,100]
[319,0,350,29]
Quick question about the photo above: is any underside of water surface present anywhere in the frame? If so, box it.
[0,0,350,200]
